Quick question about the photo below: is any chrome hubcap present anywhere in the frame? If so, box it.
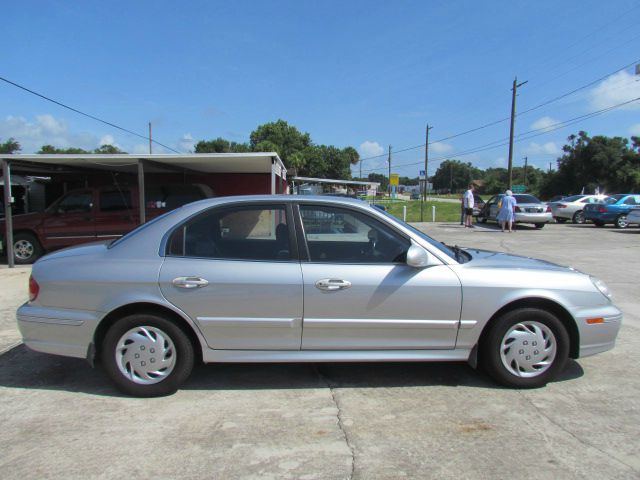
[574,212,584,224]
[14,240,34,260]
[500,321,556,378]
[617,216,627,228]
[115,326,176,385]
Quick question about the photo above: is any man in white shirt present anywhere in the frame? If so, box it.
[463,183,475,228]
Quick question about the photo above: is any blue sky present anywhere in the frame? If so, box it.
[1,0,639,178]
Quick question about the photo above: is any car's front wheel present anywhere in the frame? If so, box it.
[615,214,628,229]
[481,308,569,388]
[101,313,195,397]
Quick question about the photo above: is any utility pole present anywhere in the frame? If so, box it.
[523,156,528,187]
[507,77,527,190]
[359,157,362,180]
[421,124,433,222]
[388,145,392,197]
[148,122,153,154]
[549,162,552,174]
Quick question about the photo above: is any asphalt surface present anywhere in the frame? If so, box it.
[0,221,638,479]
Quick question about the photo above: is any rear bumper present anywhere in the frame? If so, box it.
[514,212,552,224]
[17,303,101,359]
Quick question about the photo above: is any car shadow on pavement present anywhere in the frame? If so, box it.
[0,344,585,397]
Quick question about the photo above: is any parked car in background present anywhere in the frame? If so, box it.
[472,194,485,217]
[410,192,420,200]
[479,194,552,228]
[0,184,213,264]
[546,195,568,204]
[583,194,640,228]
[551,194,608,224]
[18,195,621,396]
[626,207,640,227]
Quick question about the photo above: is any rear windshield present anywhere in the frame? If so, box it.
[562,195,585,202]
[514,194,541,204]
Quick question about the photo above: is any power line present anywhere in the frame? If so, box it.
[359,97,640,174]
[0,75,182,154]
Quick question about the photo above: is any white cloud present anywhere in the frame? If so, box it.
[132,143,150,154]
[178,133,195,153]
[493,157,506,167]
[523,141,561,157]
[589,70,640,111]
[630,124,640,136]
[358,140,384,158]
[99,134,116,146]
[430,142,453,154]
[530,116,559,132]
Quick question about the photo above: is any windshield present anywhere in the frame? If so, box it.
[376,207,457,260]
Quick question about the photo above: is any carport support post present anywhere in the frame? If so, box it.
[137,159,146,224]
[2,159,15,268]
[271,158,276,195]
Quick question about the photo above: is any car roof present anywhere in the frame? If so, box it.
[188,194,372,208]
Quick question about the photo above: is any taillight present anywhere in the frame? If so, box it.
[557,204,567,208]
[546,205,552,212]
[514,206,521,212]
[29,275,39,302]
[598,207,607,213]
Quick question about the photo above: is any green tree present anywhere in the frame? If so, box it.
[94,144,126,154]
[368,173,388,191]
[0,138,21,154]
[38,145,90,154]
[194,137,250,153]
[250,119,312,169]
[432,160,479,193]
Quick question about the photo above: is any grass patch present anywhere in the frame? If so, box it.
[384,200,462,223]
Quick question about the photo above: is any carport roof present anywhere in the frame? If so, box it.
[1,153,285,174]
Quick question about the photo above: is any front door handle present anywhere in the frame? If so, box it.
[315,279,352,291]
[172,277,209,289]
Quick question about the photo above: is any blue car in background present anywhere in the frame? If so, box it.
[583,194,640,228]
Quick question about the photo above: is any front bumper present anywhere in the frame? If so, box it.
[17,303,101,359]
[573,304,623,358]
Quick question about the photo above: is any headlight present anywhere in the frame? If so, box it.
[591,277,612,301]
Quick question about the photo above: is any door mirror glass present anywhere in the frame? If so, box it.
[406,243,431,268]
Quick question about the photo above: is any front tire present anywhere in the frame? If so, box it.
[481,308,569,388]
[101,313,195,397]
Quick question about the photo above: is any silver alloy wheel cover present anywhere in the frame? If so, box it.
[500,321,557,378]
[617,215,627,228]
[14,239,34,260]
[115,326,177,385]
[574,211,584,224]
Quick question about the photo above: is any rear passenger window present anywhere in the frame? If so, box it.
[100,190,132,212]
[167,205,291,261]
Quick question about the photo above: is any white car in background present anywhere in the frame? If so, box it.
[552,194,608,224]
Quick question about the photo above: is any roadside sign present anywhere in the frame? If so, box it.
[512,184,526,193]
[390,173,399,186]
[419,170,426,179]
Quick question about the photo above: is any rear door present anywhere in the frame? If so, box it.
[297,203,462,350]
[159,202,304,350]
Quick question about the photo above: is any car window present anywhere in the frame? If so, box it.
[623,196,638,205]
[514,194,541,204]
[565,195,585,202]
[100,190,132,212]
[299,205,410,264]
[167,205,291,261]
[56,192,93,213]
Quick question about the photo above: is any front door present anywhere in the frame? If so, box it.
[42,190,96,249]
[159,203,303,350]
[297,204,462,350]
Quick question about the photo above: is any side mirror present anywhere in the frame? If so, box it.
[406,243,431,268]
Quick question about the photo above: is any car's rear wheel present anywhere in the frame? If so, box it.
[572,210,585,224]
[534,223,545,229]
[13,232,43,264]
[101,313,195,397]
[615,214,628,229]
[481,308,569,388]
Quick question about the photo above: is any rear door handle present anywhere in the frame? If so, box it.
[315,279,352,291]
[172,277,209,289]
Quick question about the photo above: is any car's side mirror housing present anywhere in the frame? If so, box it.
[406,243,431,268]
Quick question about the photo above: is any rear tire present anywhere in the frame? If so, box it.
[481,308,569,388]
[615,214,628,229]
[13,232,43,264]
[101,313,195,397]
[572,210,585,224]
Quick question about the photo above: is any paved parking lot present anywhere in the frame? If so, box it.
[0,222,638,479]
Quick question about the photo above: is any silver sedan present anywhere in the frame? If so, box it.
[17,195,622,396]
[479,194,553,228]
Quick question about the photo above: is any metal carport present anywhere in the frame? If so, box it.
[1,153,286,267]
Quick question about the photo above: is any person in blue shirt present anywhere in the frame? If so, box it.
[497,190,517,232]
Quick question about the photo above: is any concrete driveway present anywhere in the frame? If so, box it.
[0,222,638,479]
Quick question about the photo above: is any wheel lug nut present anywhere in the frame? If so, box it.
[141,361,146,366]
[150,348,155,353]
[135,353,140,359]
[519,349,524,355]
[150,358,155,363]
[140,346,145,350]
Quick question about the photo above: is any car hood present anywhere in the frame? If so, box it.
[463,248,575,273]
[36,241,110,263]
[0,212,44,226]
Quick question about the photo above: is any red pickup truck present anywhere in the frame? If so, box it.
[1,184,212,264]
